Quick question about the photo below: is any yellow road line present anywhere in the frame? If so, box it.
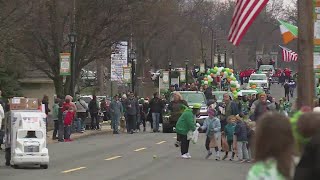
[156,141,166,145]
[105,156,122,161]
[62,167,86,173]
[134,147,147,152]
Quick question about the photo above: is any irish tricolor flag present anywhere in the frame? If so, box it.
[279,20,298,44]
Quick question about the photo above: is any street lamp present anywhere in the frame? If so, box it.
[224,46,227,68]
[68,32,77,97]
[185,59,189,84]
[168,60,172,85]
[217,44,221,67]
[130,49,136,93]
[231,50,235,70]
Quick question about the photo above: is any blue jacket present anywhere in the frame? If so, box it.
[201,117,221,137]
[234,120,248,141]
[110,100,123,116]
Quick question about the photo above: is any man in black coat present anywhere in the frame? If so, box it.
[149,93,164,132]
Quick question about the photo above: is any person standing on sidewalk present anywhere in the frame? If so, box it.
[175,104,201,159]
[124,92,139,134]
[52,98,60,140]
[88,95,100,130]
[75,97,88,132]
[58,98,65,142]
[149,93,164,133]
[110,95,123,134]
[63,106,75,142]
[42,95,51,132]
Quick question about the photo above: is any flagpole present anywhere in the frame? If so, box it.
[297,0,314,108]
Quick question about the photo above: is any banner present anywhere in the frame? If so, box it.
[200,63,205,73]
[180,71,186,82]
[111,41,128,81]
[60,53,71,76]
[123,66,131,83]
[162,71,169,84]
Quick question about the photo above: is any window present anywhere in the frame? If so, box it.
[250,75,267,80]
[180,93,206,104]
[18,130,43,139]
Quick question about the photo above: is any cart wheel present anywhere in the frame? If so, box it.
[41,165,48,169]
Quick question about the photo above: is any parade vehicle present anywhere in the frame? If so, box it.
[247,73,270,92]
[237,89,258,97]
[4,97,49,169]
[258,65,275,76]
[162,91,208,133]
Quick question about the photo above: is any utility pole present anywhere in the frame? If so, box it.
[210,29,214,67]
[297,0,314,108]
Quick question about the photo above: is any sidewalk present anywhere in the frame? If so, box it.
[47,123,112,144]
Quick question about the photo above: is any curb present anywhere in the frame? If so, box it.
[47,129,113,144]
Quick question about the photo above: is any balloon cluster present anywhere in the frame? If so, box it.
[201,67,241,97]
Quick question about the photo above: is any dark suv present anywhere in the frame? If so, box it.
[162,91,208,133]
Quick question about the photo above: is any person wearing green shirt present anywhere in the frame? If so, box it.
[52,98,60,140]
[175,104,201,159]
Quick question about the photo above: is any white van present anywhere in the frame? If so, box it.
[4,110,49,169]
[247,73,269,91]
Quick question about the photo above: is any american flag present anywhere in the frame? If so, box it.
[228,0,269,46]
[280,45,298,62]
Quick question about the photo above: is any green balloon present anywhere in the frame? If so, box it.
[214,67,218,70]
[222,68,226,72]
[228,72,232,76]
[232,77,236,81]
[210,68,215,73]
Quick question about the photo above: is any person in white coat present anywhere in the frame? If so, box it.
[0,104,5,150]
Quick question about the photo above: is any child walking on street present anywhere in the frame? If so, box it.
[199,108,221,160]
[223,115,236,161]
[234,115,250,163]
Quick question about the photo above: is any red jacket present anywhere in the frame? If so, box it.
[64,111,75,126]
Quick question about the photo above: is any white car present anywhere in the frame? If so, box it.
[247,73,269,91]
[258,65,275,76]
[237,89,258,96]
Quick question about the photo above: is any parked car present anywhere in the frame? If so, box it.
[162,91,208,133]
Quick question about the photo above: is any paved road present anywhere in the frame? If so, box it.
[242,83,297,102]
[0,129,250,180]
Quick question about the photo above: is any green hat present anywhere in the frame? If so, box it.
[192,103,201,109]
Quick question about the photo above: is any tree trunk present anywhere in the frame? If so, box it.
[53,75,65,98]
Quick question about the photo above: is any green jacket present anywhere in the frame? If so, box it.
[52,103,59,120]
[224,123,236,141]
[175,108,196,135]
